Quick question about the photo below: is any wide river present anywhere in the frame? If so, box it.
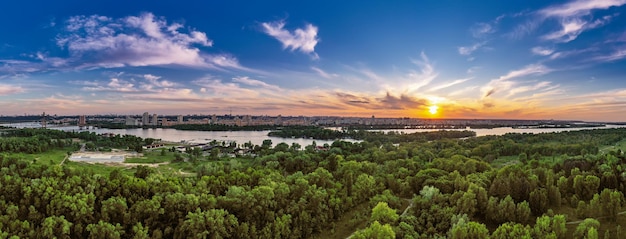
[3,122,626,146]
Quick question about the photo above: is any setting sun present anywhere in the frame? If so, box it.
[429,105,439,115]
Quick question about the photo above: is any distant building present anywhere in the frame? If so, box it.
[177,115,184,123]
[125,116,140,126]
[151,114,158,126]
[142,112,149,126]
[78,115,86,126]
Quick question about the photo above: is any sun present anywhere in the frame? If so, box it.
[429,105,439,115]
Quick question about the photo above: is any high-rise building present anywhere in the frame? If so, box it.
[142,112,149,126]
[177,115,184,123]
[151,114,158,126]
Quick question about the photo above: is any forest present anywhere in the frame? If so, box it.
[1,127,626,238]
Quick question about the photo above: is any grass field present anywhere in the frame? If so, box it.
[125,149,174,163]
[600,139,626,154]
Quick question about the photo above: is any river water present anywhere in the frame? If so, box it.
[3,122,625,146]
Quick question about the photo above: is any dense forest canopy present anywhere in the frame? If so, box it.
[1,127,626,238]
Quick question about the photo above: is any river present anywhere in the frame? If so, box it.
[3,122,625,146]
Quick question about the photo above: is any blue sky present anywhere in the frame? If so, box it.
[1,0,626,121]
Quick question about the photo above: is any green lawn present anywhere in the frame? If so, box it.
[491,155,519,168]
[8,148,72,166]
[600,139,626,154]
[125,149,174,163]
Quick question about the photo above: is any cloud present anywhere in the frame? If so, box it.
[377,93,428,110]
[539,0,624,42]
[0,84,24,95]
[481,64,552,98]
[403,52,438,93]
[592,47,626,62]
[82,78,139,93]
[232,76,281,91]
[428,78,472,92]
[538,0,626,18]
[55,13,244,69]
[470,23,495,38]
[531,46,555,56]
[261,20,320,59]
[143,74,161,81]
[311,66,337,79]
[142,74,175,88]
[458,42,485,56]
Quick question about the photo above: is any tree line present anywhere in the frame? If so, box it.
[1,127,626,238]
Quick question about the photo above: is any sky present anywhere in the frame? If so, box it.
[1,0,626,121]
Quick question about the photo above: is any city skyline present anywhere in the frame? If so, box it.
[1,0,626,121]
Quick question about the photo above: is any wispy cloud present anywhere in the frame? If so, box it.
[458,42,486,56]
[232,76,281,91]
[311,66,337,79]
[402,52,438,93]
[0,84,24,95]
[54,13,245,70]
[481,64,552,98]
[428,78,472,92]
[261,20,320,59]
[592,47,626,62]
[531,46,555,56]
[539,0,624,42]
[470,23,495,38]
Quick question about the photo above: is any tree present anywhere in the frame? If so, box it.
[41,216,72,239]
[353,174,377,202]
[370,202,399,225]
[352,221,395,239]
[573,175,600,201]
[456,190,477,217]
[86,220,124,239]
[449,220,490,239]
[529,188,549,216]
[134,165,153,179]
[132,223,150,239]
[492,222,531,239]
[573,218,600,239]
[175,208,239,239]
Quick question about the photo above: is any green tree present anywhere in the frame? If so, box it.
[573,218,600,239]
[86,220,124,239]
[175,208,239,239]
[41,215,72,239]
[371,202,399,225]
[352,221,395,239]
[449,220,489,239]
[492,222,532,239]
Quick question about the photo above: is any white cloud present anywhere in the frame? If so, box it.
[403,52,438,93]
[531,46,555,56]
[593,48,626,62]
[56,13,243,69]
[539,0,624,42]
[428,78,472,92]
[458,42,485,56]
[261,20,320,59]
[311,66,337,79]
[470,23,495,38]
[232,76,281,91]
[192,76,260,97]
[142,74,175,88]
[539,0,626,17]
[143,74,161,81]
[481,64,552,98]
[0,84,24,95]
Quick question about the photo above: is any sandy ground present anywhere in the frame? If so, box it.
[69,151,140,163]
